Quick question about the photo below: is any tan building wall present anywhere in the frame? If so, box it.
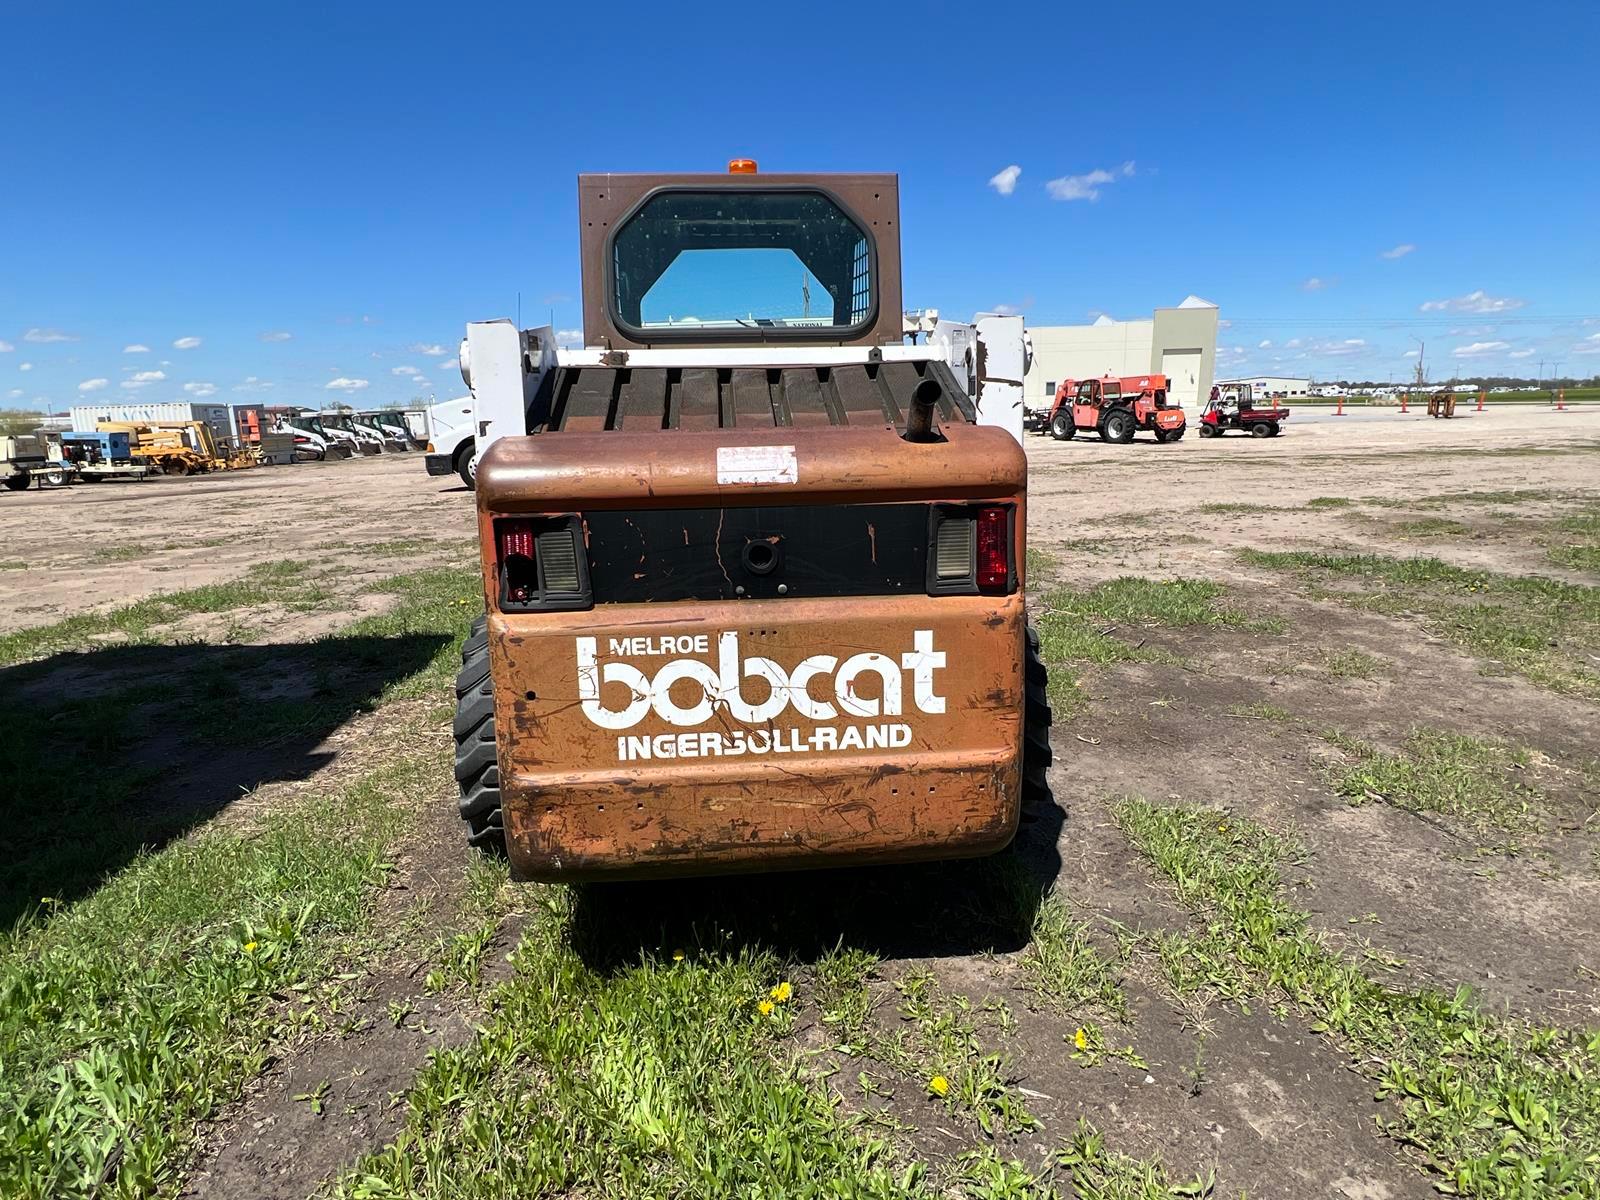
[1025,300,1218,410]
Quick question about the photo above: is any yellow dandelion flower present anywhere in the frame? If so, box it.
[769,981,792,1003]
[1073,1027,1088,1051]
[757,999,775,1016]
[243,941,258,954]
[928,1074,950,1097]
[672,951,685,962]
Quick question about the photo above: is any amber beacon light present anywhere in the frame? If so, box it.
[727,158,759,174]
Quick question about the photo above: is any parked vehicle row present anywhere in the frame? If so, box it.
[1025,378,1289,444]
[1,404,435,493]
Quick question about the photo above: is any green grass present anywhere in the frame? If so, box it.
[1034,577,1281,713]
[1546,506,1600,575]
[1021,895,1128,1020]
[0,568,474,925]
[1054,1119,1217,1199]
[1323,729,1539,834]
[0,759,426,1199]
[331,892,919,1199]
[1197,501,1283,515]
[1025,546,1058,584]
[89,543,153,563]
[0,559,333,667]
[1409,488,1567,509]
[1305,496,1356,509]
[1240,550,1600,699]
[1392,516,1470,538]
[1323,647,1383,679]
[1225,701,1293,721]
[1113,799,1600,1199]
[0,567,482,1198]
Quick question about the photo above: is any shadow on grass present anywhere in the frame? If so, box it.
[0,631,448,927]
[565,791,1066,970]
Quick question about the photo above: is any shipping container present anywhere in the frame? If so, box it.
[68,402,233,448]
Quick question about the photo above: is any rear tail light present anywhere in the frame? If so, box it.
[975,506,1009,590]
[927,504,1014,595]
[495,516,591,611]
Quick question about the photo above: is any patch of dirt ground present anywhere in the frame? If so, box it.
[5,403,1599,1194]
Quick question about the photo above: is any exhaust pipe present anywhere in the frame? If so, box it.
[902,377,945,443]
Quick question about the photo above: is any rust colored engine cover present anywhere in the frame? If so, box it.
[476,422,1028,880]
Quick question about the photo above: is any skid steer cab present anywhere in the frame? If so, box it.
[1046,375,1186,444]
[453,165,1051,880]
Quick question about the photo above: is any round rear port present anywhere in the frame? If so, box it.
[742,538,780,576]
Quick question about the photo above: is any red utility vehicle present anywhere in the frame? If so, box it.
[1198,384,1289,438]
[1046,374,1187,444]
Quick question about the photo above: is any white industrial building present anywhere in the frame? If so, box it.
[1024,297,1220,411]
[1214,375,1311,400]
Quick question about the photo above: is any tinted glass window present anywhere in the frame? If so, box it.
[611,190,873,334]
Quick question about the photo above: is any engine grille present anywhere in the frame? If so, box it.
[539,360,974,433]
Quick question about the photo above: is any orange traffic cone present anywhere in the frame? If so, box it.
[1399,392,1409,414]
[1476,391,1485,412]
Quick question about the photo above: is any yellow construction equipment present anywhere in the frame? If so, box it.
[94,420,256,475]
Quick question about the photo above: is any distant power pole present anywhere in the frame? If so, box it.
[1411,337,1426,388]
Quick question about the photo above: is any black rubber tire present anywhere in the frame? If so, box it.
[1020,623,1054,827]
[1250,423,1272,438]
[455,613,504,853]
[1102,409,1135,444]
[1153,426,1172,443]
[3,474,29,491]
[1198,425,1217,438]
[1049,410,1075,441]
[456,443,477,491]
[1265,422,1281,437]
[1167,426,1185,441]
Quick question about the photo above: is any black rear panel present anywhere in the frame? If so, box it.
[542,360,974,433]
[586,503,930,602]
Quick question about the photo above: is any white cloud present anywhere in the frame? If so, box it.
[121,369,167,390]
[1575,332,1600,355]
[1257,339,1272,349]
[172,336,202,349]
[23,327,77,343]
[77,378,109,392]
[233,376,274,392]
[1302,277,1328,292]
[410,343,448,356]
[259,330,293,342]
[1420,290,1524,314]
[325,377,370,392]
[1452,340,1510,357]
[6,388,21,399]
[123,343,150,353]
[1509,349,1536,358]
[391,365,421,376]
[988,164,1021,196]
[991,304,1026,316]
[555,329,585,345]
[1380,243,1416,260]
[1045,161,1135,202]
[183,381,217,397]
[1403,349,1419,357]
[0,340,12,352]
[19,362,34,371]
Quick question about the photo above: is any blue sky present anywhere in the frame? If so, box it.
[4,1,1598,413]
